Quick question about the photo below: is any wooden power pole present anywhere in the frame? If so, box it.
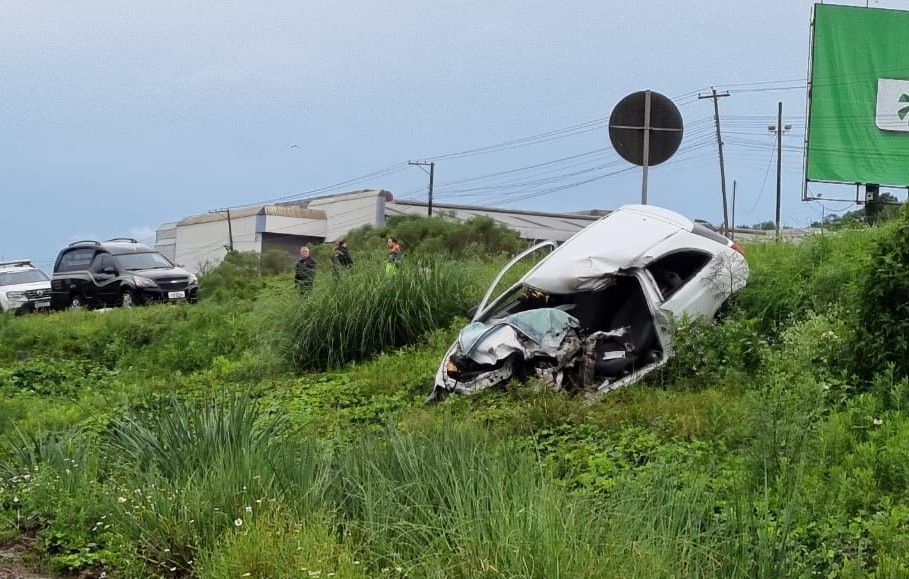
[408,161,436,216]
[699,88,731,235]
[768,102,790,238]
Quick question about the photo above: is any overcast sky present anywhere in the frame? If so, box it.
[2,0,906,267]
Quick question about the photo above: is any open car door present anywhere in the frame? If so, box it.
[473,241,556,322]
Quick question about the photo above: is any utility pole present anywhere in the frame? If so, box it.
[408,161,436,216]
[210,208,234,252]
[731,180,737,241]
[699,88,731,235]
[768,102,791,239]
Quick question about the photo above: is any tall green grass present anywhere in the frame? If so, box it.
[282,259,478,370]
[330,426,609,578]
[5,397,613,577]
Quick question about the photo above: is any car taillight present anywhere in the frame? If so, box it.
[731,242,745,256]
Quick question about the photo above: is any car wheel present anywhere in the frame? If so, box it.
[69,295,84,310]
[121,290,137,308]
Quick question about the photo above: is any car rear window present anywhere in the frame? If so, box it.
[55,248,95,273]
[0,269,49,285]
[692,223,731,246]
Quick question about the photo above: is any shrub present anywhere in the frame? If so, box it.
[259,249,295,276]
[735,229,876,333]
[854,205,909,380]
[345,215,526,258]
[198,251,267,301]
[656,315,765,388]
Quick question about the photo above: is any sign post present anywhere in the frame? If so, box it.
[609,90,683,205]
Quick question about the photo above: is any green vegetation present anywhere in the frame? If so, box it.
[345,214,526,258]
[2,211,909,577]
[810,193,904,229]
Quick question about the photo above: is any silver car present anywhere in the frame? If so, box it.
[429,204,749,402]
[0,260,52,313]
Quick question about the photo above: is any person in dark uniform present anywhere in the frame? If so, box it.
[294,245,317,291]
[333,239,353,269]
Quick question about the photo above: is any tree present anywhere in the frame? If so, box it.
[866,192,901,226]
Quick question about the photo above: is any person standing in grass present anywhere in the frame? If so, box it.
[332,239,353,276]
[294,245,317,291]
[386,237,402,274]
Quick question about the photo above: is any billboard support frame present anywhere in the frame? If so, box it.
[801,4,817,203]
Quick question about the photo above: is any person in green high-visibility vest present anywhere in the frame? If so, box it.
[385,237,401,274]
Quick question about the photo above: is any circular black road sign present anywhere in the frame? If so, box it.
[608,91,683,166]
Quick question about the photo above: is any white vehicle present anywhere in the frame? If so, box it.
[0,260,53,313]
[429,204,749,402]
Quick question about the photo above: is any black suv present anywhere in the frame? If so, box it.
[51,238,198,310]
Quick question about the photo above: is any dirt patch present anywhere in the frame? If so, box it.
[0,543,54,579]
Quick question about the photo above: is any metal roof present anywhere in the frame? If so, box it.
[177,205,326,226]
[389,199,602,222]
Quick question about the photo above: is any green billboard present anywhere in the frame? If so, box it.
[807,4,909,186]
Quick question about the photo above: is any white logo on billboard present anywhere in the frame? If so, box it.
[876,78,909,133]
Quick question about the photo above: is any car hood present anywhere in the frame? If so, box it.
[2,281,51,293]
[523,205,692,294]
[458,308,579,365]
[128,267,192,280]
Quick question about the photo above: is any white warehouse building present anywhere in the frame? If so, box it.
[156,189,606,273]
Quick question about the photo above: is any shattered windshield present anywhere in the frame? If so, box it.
[461,308,578,353]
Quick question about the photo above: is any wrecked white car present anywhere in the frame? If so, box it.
[429,204,749,402]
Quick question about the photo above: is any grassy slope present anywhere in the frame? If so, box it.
[1,228,908,577]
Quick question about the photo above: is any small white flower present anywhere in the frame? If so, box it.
[163,548,170,553]
[12,496,18,503]
[245,506,253,513]
[242,574,251,577]
[873,417,884,426]
[118,496,128,503]
[353,560,361,565]
[234,518,243,527]
[169,567,176,572]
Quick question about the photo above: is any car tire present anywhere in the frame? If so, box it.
[121,289,140,308]
[69,294,85,310]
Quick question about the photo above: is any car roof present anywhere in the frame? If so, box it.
[62,239,155,255]
[104,242,155,255]
[522,204,696,294]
